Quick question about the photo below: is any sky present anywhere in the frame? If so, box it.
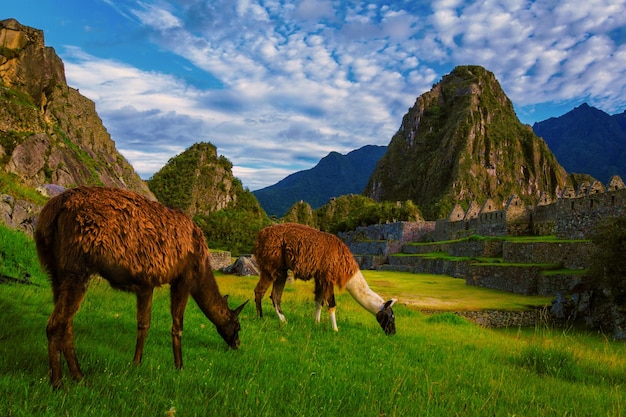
[4,1,626,191]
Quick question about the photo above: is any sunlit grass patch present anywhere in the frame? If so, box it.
[361,270,552,311]
[1,227,625,416]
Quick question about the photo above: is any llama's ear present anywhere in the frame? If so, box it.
[223,295,229,303]
[233,300,249,317]
[384,299,397,309]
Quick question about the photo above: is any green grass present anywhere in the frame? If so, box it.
[503,235,590,243]
[0,171,48,206]
[404,234,501,246]
[391,251,563,270]
[364,269,552,311]
[0,226,624,416]
[0,226,48,280]
[405,235,590,246]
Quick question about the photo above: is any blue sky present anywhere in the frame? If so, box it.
[4,1,626,190]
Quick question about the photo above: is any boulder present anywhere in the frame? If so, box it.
[222,255,259,276]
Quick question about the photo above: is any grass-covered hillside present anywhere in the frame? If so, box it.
[1,225,624,416]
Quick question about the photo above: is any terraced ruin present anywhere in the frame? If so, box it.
[343,175,626,297]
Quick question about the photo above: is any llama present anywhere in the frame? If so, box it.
[253,223,396,334]
[35,186,247,388]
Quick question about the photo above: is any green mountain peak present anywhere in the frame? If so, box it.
[364,65,568,219]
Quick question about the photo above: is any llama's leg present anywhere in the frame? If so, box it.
[314,301,323,323]
[133,289,154,365]
[170,280,190,369]
[313,280,331,327]
[270,271,288,322]
[46,275,88,388]
[254,272,274,318]
[327,292,339,332]
[314,281,338,331]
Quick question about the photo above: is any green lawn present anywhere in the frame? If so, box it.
[364,270,552,311]
[0,226,624,416]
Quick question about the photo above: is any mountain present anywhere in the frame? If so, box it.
[364,65,568,220]
[532,103,626,183]
[253,144,387,218]
[147,142,260,217]
[146,141,269,256]
[0,19,152,199]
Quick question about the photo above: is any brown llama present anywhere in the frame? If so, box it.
[35,186,247,388]
[253,223,396,334]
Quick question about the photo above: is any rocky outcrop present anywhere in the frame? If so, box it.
[1,194,38,235]
[0,18,153,202]
[0,18,65,113]
[222,255,259,276]
[147,142,252,217]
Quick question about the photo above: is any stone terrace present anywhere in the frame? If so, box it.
[342,175,625,297]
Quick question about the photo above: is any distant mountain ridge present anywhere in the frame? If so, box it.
[532,103,626,183]
[253,145,387,217]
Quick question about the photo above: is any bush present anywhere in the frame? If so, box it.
[309,195,422,233]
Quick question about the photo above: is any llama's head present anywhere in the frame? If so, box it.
[376,299,397,335]
[217,298,248,349]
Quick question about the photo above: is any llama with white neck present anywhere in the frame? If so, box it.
[253,223,396,334]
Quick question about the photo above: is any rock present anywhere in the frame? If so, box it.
[222,255,259,276]
[36,184,66,197]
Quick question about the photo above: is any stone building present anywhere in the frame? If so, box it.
[433,175,626,241]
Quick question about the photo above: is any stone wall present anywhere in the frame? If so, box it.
[456,309,545,328]
[537,273,584,296]
[430,176,626,242]
[354,255,387,270]
[209,251,232,270]
[431,218,470,241]
[384,256,471,277]
[341,221,435,260]
[402,239,503,257]
[502,241,594,269]
[420,309,547,327]
[531,203,558,235]
[466,265,584,296]
[471,210,508,236]
[554,188,626,239]
[466,265,543,295]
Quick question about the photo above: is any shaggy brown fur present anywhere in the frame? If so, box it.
[35,186,247,388]
[253,223,396,334]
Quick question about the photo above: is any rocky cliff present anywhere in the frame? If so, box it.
[0,18,152,199]
[364,65,568,219]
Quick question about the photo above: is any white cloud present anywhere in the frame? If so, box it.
[293,0,335,20]
[56,0,626,190]
[130,2,182,29]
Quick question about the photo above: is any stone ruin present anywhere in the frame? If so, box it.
[341,175,626,336]
[433,175,626,241]
[341,175,626,269]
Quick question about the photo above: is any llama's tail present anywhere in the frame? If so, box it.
[35,190,69,284]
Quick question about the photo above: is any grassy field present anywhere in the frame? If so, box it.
[1,226,625,416]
